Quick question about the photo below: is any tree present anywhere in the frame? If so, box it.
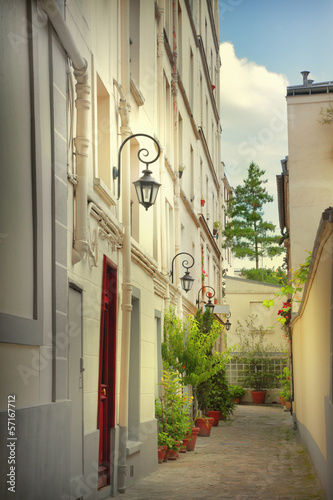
[240,266,287,285]
[223,162,284,269]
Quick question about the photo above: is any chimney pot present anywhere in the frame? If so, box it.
[301,71,310,86]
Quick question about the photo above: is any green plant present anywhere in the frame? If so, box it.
[278,367,291,401]
[234,315,280,391]
[229,385,246,399]
[155,370,193,449]
[263,252,312,340]
[213,221,220,229]
[162,307,232,414]
[157,431,174,449]
[206,366,235,418]
[222,162,284,268]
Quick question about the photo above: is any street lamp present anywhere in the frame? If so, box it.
[113,133,161,210]
[196,286,215,313]
[170,252,195,293]
[222,312,232,331]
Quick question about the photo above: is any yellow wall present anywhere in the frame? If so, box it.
[292,232,332,460]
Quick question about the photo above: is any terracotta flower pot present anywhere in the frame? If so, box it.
[158,445,167,463]
[251,390,267,405]
[167,441,180,460]
[180,438,189,453]
[280,396,285,406]
[163,449,170,462]
[186,426,200,451]
[207,410,221,426]
[195,417,214,437]
[201,199,205,207]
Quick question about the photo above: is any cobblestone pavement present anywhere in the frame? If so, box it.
[114,405,326,500]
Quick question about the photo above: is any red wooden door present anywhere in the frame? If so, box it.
[98,257,117,490]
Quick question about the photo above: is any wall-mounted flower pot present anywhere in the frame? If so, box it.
[195,417,214,437]
[201,199,205,207]
[213,229,217,235]
[207,410,221,426]
[251,390,267,405]
[214,298,217,305]
[186,427,200,451]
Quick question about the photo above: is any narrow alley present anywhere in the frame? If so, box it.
[115,405,325,500]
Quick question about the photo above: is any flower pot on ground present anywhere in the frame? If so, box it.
[180,438,189,453]
[155,371,193,459]
[186,426,200,451]
[158,445,167,463]
[251,390,267,405]
[229,385,246,404]
[195,417,214,436]
[167,441,180,460]
[207,410,221,426]
[235,315,278,405]
[278,367,291,409]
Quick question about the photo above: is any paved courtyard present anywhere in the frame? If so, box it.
[114,405,326,500]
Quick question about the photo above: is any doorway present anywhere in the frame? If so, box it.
[68,284,84,493]
[97,257,117,490]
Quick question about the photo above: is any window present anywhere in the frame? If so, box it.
[0,0,49,345]
[130,0,140,84]
[96,75,111,189]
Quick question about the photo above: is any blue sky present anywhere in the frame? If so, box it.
[219,0,333,85]
[217,0,333,270]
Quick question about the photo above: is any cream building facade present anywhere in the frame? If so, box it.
[277,72,333,499]
[0,1,229,499]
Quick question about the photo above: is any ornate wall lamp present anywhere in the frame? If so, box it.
[196,286,215,313]
[113,133,161,210]
[170,252,195,293]
[222,312,232,331]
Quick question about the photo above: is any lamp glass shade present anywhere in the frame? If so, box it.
[225,319,231,331]
[205,300,215,314]
[133,169,161,211]
[180,271,194,293]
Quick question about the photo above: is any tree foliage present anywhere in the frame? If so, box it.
[241,266,287,285]
[223,162,284,269]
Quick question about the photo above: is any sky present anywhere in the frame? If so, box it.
[218,0,333,270]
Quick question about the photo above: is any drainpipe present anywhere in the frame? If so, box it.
[118,0,132,493]
[172,0,181,301]
[158,0,167,279]
[39,0,92,265]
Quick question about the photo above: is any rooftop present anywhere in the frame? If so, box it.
[287,71,333,96]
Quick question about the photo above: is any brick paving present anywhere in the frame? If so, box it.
[115,405,326,500]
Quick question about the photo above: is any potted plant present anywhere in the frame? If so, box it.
[229,385,246,403]
[201,196,205,207]
[278,367,291,409]
[207,367,235,422]
[235,315,278,405]
[162,307,232,437]
[157,432,174,463]
[155,370,193,460]
[213,221,220,235]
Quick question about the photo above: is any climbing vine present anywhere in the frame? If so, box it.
[263,252,312,340]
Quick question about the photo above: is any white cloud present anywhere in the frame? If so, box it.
[220,42,289,269]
